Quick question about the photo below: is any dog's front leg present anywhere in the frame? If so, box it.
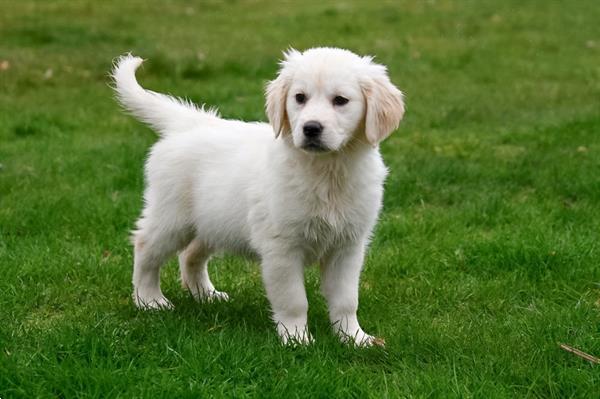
[261,250,312,345]
[320,242,380,346]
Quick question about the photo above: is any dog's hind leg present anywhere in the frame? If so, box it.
[179,238,229,302]
[132,217,190,310]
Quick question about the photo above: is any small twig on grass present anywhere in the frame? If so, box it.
[558,343,600,364]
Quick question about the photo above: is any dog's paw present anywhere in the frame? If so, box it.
[188,288,230,303]
[340,330,385,348]
[276,322,313,346]
[280,329,314,346]
[199,290,229,303]
[133,292,174,310]
[355,334,385,348]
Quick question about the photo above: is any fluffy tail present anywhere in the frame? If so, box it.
[111,54,218,136]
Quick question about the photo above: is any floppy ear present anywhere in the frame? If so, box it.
[265,74,291,138]
[265,49,302,138]
[361,63,405,146]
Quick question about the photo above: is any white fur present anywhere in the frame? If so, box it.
[111,48,405,346]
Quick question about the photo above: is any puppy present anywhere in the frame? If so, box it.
[112,48,404,345]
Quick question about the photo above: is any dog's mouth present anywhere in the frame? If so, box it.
[301,140,329,153]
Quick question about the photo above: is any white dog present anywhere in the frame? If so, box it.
[112,47,404,346]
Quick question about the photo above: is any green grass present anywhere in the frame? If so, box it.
[1,0,599,397]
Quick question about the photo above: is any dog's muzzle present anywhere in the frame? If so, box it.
[303,121,323,138]
[301,121,328,152]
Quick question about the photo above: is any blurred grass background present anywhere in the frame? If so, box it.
[1,1,599,397]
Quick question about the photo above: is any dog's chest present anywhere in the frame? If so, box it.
[267,147,387,257]
[301,213,356,250]
[295,169,374,248]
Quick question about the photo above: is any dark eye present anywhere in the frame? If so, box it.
[333,96,349,106]
[295,93,306,104]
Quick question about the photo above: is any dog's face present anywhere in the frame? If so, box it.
[266,48,405,153]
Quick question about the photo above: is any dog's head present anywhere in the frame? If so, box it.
[266,47,404,153]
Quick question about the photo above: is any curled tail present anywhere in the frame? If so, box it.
[111,54,218,136]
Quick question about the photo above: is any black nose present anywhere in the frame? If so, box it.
[303,121,323,138]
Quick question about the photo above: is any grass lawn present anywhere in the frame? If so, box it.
[1,0,599,397]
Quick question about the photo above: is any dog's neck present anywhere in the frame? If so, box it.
[278,135,380,189]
